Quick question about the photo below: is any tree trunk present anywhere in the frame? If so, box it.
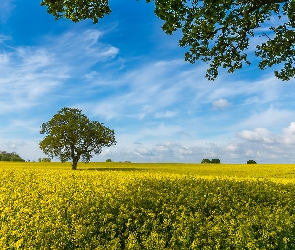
[72,156,79,170]
[71,146,80,170]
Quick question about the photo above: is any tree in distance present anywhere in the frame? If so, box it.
[211,159,221,164]
[201,158,211,163]
[40,0,295,81]
[38,157,51,162]
[0,151,25,162]
[39,107,116,170]
[247,160,257,164]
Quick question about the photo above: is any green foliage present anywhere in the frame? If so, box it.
[153,0,294,80]
[0,155,9,161]
[247,160,257,164]
[0,151,25,162]
[201,159,221,164]
[40,0,111,24]
[201,159,211,163]
[40,1,295,81]
[106,158,112,162]
[211,159,221,164]
[38,158,51,162]
[39,107,116,170]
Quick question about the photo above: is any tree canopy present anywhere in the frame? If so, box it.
[39,107,116,170]
[40,0,295,80]
[0,151,25,162]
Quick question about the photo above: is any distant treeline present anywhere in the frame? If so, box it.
[0,151,25,162]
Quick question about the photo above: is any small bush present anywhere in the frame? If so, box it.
[211,159,221,164]
[38,158,51,162]
[106,159,112,162]
[201,159,211,163]
[247,160,257,164]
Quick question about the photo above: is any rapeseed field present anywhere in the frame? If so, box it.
[1,162,295,249]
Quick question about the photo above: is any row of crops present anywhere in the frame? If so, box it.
[1,164,295,249]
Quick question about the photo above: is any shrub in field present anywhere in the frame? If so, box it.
[247,160,257,164]
[38,157,51,162]
[106,158,112,162]
[201,159,211,163]
[211,158,220,164]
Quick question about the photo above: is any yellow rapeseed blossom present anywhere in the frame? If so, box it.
[0,162,295,249]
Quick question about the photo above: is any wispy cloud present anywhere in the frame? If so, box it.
[44,29,119,74]
[78,59,191,120]
[232,107,295,131]
[155,111,177,118]
[0,0,15,23]
[0,28,120,115]
[0,35,12,43]
[0,46,64,113]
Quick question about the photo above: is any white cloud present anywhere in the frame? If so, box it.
[155,111,177,118]
[89,122,295,163]
[212,98,231,109]
[4,140,26,151]
[237,128,274,143]
[281,122,295,144]
[134,147,154,156]
[232,122,295,162]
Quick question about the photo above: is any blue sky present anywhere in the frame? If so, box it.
[1,0,295,163]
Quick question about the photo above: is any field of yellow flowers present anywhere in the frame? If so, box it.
[1,162,295,249]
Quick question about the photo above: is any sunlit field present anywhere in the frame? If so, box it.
[1,162,295,249]
[2,161,295,179]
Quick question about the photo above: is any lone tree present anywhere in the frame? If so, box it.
[40,0,295,80]
[39,107,116,170]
